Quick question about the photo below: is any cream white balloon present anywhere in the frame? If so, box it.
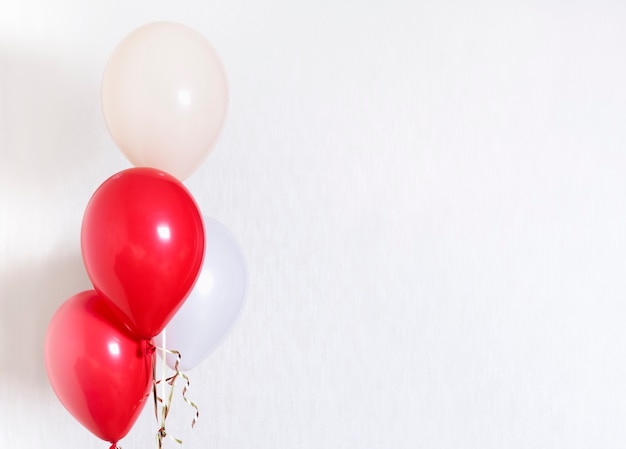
[156,217,247,371]
[101,21,228,180]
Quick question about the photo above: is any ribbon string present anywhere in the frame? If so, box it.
[150,342,199,448]
[167,348,200,428]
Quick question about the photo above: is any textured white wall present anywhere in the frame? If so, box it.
[2,1,626,448]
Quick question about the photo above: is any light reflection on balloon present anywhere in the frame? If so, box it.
[108,341,121,357]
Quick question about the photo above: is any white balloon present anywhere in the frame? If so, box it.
[156,217,247,371]
[101,21,228,180]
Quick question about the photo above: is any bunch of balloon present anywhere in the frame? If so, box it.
[44,22,247,449]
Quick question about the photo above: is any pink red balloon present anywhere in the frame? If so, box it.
[81,167,205,339]
[44,290,153,445]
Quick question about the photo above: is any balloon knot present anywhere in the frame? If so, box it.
[146,340,156,355]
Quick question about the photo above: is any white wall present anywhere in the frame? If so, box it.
[2,1,626,448]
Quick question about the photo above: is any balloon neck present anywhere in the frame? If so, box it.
[109,443,118,449]
[146,340,156,355]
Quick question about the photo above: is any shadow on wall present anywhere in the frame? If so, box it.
[0,253,92,389]
[0,46,101,390]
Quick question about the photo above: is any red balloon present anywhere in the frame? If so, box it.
[44,290,154,445]
[81,168,205,339]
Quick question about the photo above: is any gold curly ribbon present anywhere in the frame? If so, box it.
[150,337,199,449]
[167,348,199,428]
